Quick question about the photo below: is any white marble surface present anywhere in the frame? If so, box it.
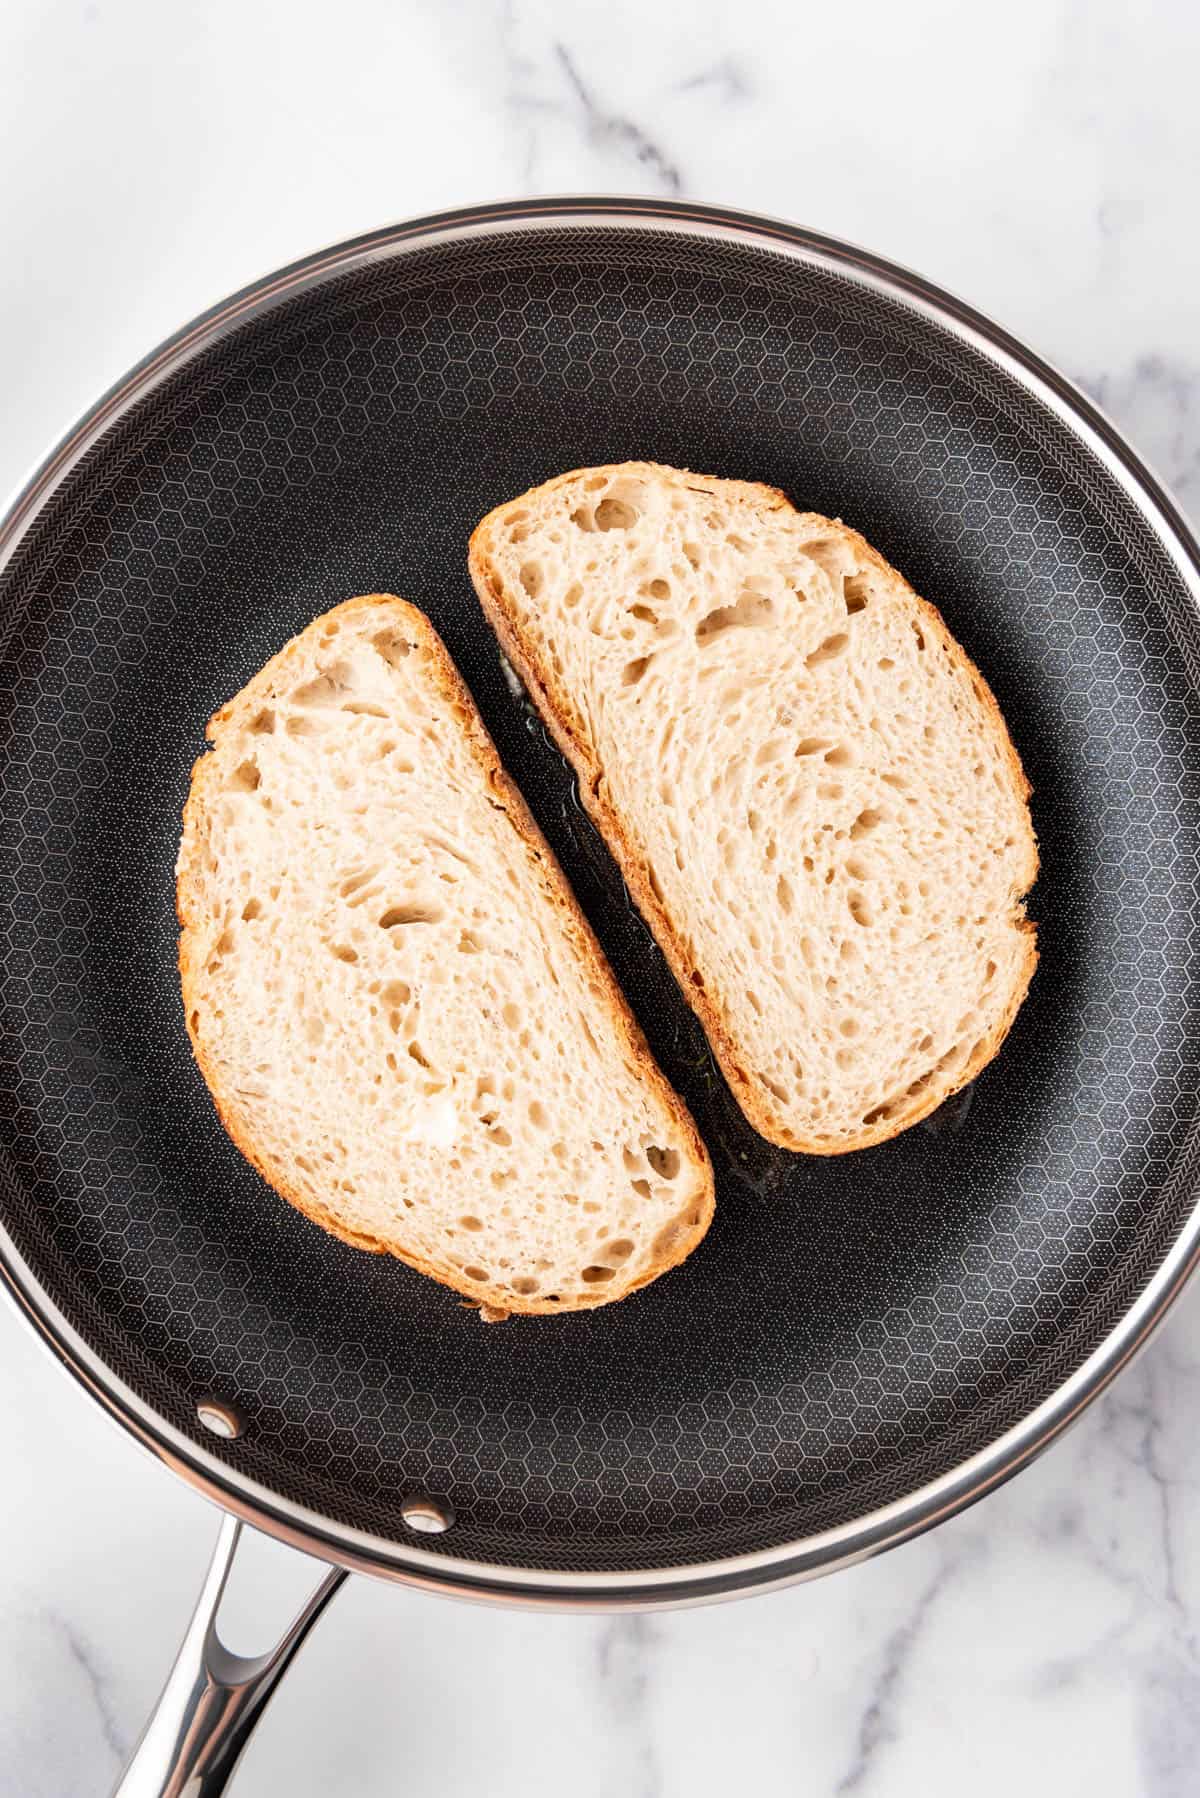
[2,1,1200,1793]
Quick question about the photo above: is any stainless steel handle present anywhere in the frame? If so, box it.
[111,1513,347,1797]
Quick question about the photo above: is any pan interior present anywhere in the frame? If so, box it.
[2,219,1200,1576]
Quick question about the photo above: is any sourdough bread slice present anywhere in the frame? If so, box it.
[469,464,1038,1154]
[177,595,713,1314]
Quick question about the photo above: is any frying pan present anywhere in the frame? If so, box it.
[3,198,1200,1795]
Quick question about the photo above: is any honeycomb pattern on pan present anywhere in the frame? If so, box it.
[2,223,1200,1575]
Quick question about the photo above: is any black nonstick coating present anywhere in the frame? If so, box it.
[3,210,1200,1580]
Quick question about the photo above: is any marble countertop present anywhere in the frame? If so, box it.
[2,1,1200,1793]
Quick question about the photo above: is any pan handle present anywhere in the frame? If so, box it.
[110,1513,347,1798]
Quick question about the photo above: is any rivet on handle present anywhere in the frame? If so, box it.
[197,1399,247,1441]
[400,1496,454,1534]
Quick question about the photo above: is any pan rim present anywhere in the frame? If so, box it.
[3,194,1200,1606]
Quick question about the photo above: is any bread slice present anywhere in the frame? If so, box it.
[176,595,713,1315]
[470,463,1038,1154]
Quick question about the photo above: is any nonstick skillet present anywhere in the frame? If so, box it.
[3,199,1200,1795]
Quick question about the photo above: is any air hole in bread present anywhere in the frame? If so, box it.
[683,541,701,569]
[845,855,870,882]
[372,630,411,670]
[824,745,854,769]
[850,807,885,839]
[341,865,380,901]
[839,1016,860,1038]
[331,943,359,964]
[528,1100,548,1130]
[844,575,870,615]
[462,1265,490,1283]
[241,897,263,921]
[285,713,321,737]
[646,578,671,601]
[511,1276,539,1296]
[878,656,896,671]
[250,709,275,734]
[595,494,639,531]
[407,1040,432,1071]
[519,562,543,598]
[696,589,773,645]
[229,759,261,793]
[835,1047,855,1070]
[795,737,830,758]
[646,1144,680,1180]
[912,622,926,652]
[630,1178,651,1200]
[848,891,872,927]
[776,875,794,914]
[501,1002,521,1030]
[581,1264,616,1283]
[747,989,763,1016]
[756,737,788,765]
[457,1215,484,1233]
[881,771,909,791]
[818,783,843,802]
[622,654,653,687]
[294,665,352,707]
[379,902,443,928]
[342,700,389,719]
[799,537,846,578]
[603,1238,634,1263]
[806,631,849,669]
[629,603,657,624]
[763,1074,789,1103]
[211,929,235,962]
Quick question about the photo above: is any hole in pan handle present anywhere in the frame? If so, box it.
[109,1513,346,1798]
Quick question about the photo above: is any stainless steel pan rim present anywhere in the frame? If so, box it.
[3,195,1200,1608]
